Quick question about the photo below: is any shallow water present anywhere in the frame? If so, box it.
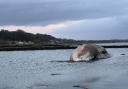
[0,49,128,89]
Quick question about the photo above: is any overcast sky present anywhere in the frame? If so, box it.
[0,0,128,40]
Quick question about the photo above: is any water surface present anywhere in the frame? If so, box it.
[0,49,128,89]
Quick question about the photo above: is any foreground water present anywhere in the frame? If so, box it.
[0,49,128,89]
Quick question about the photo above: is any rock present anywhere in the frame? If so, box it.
[70,44,110,62]
[51,73,61,76]
[121,53,125,55]
[72,85,88,89]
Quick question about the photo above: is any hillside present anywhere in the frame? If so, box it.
[0,29,128,51]
[0,29,57,44]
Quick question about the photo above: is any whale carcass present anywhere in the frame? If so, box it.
[70,44,110,62]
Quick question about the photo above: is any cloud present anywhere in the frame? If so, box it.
[0,0,128,25]
[0,23,67,34]
[0,0,128,40]
[50,15,128,40]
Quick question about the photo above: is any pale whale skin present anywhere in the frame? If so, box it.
[70,44,110,62]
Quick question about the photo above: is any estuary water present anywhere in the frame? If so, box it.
[0,49,128,89]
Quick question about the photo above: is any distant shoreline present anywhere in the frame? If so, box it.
[0,45,128,51]
[0,30,128,51]
[0,46,75,51]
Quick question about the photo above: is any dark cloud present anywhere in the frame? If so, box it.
[1,0,128,40]
[0,0,128,25]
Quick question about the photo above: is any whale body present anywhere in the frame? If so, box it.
[70,44,110,62]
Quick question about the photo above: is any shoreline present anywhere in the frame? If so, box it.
[0,45,128,51]
[0,46,75,51]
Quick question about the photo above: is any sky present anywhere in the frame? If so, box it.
[0,0,128,40]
